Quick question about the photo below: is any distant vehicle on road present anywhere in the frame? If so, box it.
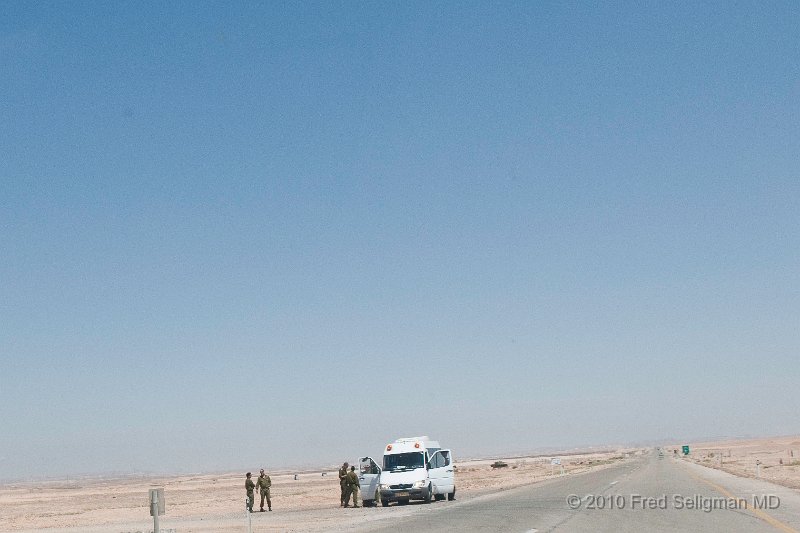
[375,436,455,506]
[491,461,509,469]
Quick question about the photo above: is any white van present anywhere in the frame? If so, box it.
[370,436,455,506]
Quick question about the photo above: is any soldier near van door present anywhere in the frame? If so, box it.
[338,462,349,507]
[245,472,255,513]
[344,465,360,508]
[256,468,272,511]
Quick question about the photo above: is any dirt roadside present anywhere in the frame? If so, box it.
[0,450,636,532]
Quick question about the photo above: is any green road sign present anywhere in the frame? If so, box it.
[682,445,690,455]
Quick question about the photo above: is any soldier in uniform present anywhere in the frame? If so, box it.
[245,472,255,513]
[256,468,272,512]
[338,462,349,507]
[344,465,360,508]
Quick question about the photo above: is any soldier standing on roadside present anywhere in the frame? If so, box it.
[245,472,255,513]
[344,465,360,508]
[256,468,272,512]
[338,462,349,507]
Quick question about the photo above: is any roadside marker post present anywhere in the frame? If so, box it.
[148,488,164,533]
[246,498,252,533]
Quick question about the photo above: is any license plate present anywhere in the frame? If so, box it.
[395,491,409,498]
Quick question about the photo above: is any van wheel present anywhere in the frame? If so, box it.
[424,484,432,503]
[448,487,456,501]
[381,498,390,507]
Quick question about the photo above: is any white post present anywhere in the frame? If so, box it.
[151,491,159,533]
[246,498,252,533]
[756,461,761,478]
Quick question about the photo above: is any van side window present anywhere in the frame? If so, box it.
[430,452,442,469]
[441,451,450,467]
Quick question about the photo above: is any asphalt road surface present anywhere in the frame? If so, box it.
[365,452,800,533]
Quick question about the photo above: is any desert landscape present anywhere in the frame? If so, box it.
[4,437,800,532]
[679,435,800,490]
[0,449,633,532]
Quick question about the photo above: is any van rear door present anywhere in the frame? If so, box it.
[358,457,381,504]
[427,451,445,494]
[436,449,454,493]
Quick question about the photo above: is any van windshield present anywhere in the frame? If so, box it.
[384,452,425,472]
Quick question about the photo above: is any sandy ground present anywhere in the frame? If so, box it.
[0,450,634,532]
[676,435,800,490]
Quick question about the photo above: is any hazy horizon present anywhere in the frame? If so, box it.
[2,2,798,481]
[4,432,791,483]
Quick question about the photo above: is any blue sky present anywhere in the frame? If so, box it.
[1,2,798,479]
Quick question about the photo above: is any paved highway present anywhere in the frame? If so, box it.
[364,452,800,532]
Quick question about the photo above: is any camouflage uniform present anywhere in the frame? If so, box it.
[344,468,360,508]
[256,472,272,511]
[338,464,349,506]
[245,475,255,512]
